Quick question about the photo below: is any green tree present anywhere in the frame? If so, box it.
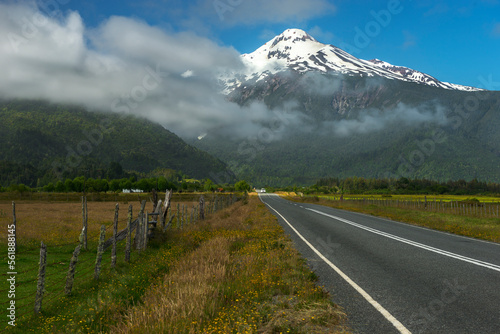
[64,178,75,192]
[109,179,121,192]
[55,180,65,192]
[204,179,215,191]
[43,183,55,192]
[235,180,251,192]
[73,176,85,192]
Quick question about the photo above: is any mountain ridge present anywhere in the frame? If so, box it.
[219,28,482,94]
[196,29,500,186]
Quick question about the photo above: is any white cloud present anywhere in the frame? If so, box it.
[181,70,195,78]
[322,103,449,137]
[0,3,297,139]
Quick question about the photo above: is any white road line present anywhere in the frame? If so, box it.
[307,208,500,273]
[262,198,412,334]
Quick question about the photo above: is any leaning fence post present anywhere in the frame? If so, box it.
[65,243,82,295]
[125,205,132,263]
[65,227,86,295]
[111,203,119,268]
[34,241,47,313]
[94,225,106,280]
[82,196,88,250]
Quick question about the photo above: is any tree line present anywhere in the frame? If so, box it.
[0,176,252,194]
[287,177,500,195]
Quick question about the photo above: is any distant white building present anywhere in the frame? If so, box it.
[122,189,144,193]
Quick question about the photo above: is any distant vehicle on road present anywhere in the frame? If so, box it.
[260,188,266,193]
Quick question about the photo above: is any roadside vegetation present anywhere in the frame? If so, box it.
[283,194,500,243]
[0,194,349,333]
[272,176,500,196]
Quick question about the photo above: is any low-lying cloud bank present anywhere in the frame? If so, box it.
[0,3,302,138]
[321,103,450,137]
[0,3,451,142]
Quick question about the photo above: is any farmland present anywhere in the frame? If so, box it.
[0,193,349,333]
[283,193,500,243]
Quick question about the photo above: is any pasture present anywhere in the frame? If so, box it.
[284,193,500,243]
[0,193,350,333]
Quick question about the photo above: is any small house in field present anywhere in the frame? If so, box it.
[122,189,143,193]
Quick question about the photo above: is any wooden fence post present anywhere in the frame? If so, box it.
[12,202,16,252]
[82,196,88,250]
[161,189,172,228]
[152,189,158,213]
[94,225,106,280]
[143,212,148,250]
[163,214,175,231]
[135,200,146,250]
[136,212,143,251]
[34,242,47,313]
[111,203,119,268]
[125,205,132,263]
[65,243,82,295]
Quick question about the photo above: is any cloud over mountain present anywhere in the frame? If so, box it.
[0,3,292,138]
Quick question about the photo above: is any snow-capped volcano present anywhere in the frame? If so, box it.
[220,28,481,93]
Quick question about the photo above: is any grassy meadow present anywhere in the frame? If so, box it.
[0,193,350,333]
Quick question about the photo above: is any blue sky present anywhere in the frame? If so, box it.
[58,0,500,89]
[1,0,499,137]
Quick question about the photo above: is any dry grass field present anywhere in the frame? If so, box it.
[0,194,350,333]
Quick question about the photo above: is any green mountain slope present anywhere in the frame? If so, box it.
[0,99,231,187]
[192,74,500,186]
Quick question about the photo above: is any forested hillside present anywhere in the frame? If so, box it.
[194,75,500,186]
[0,99,231,187]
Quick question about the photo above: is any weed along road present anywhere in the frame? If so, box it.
[259,193,500,334]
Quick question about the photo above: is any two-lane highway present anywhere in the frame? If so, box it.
[259,193,500,333]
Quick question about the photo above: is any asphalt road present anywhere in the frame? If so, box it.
[259,193,500,334]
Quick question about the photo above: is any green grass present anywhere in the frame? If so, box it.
[0,195,350,333]
[1,234,189,333]
[285,195,500,243]
[319,193,500,203]
[111,197,349,333]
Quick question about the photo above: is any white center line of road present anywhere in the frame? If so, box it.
[262,198,412,334]
[306,208,500,273]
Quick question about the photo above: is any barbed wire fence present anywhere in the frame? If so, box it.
[0,190,240,331]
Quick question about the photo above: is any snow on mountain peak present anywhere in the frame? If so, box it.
[220,29,482,94]
[240,28,325,76]
[273,28,317,44]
